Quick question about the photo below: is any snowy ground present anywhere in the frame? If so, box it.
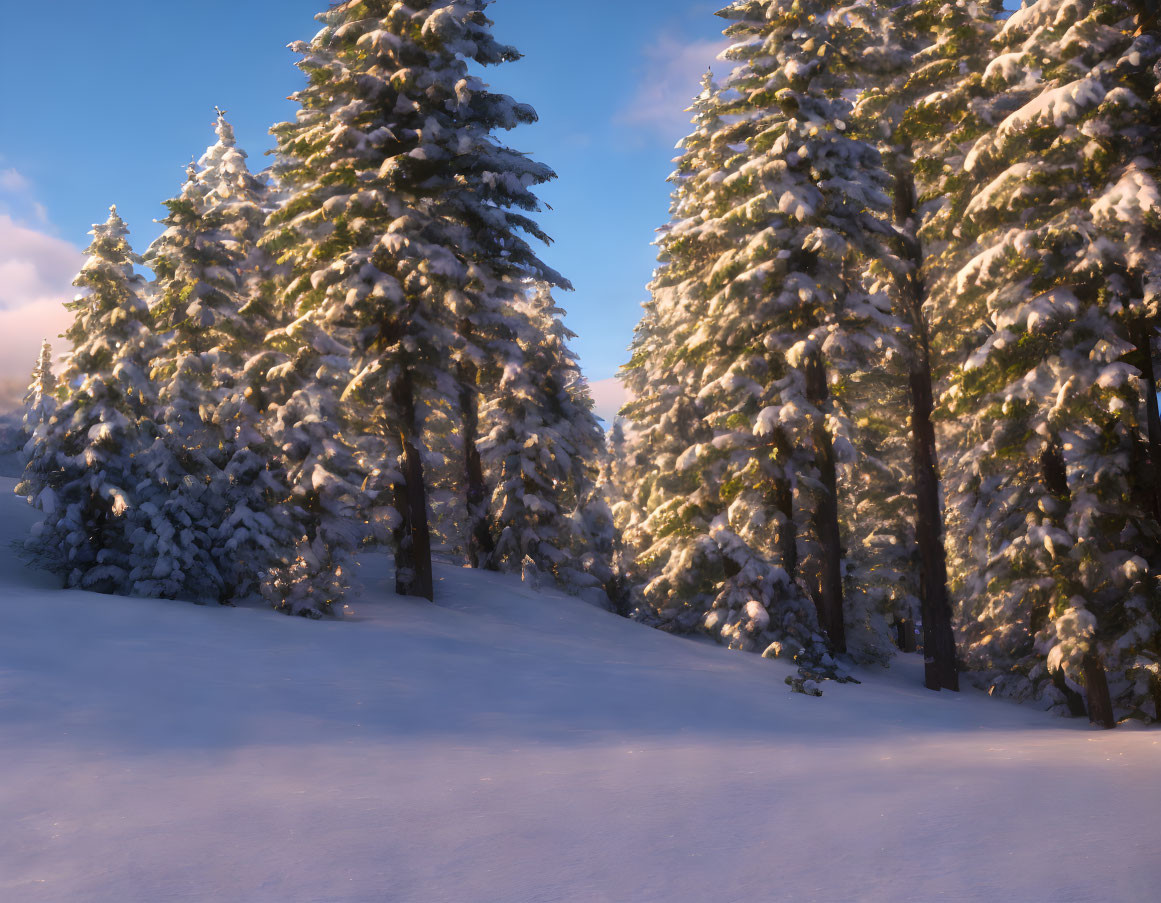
[0,473,1157,903]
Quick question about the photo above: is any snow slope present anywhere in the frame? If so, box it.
[0,474,1156,903]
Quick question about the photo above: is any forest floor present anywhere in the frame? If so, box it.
[0,468,1157,903]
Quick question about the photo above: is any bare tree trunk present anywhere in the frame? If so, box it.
[457,352,496,570]
[891,151,959,691]
[804,350,846,653]
[392,370,434,601]
[1082,652,1116,729]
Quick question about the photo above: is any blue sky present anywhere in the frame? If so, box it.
[0,0,729,415]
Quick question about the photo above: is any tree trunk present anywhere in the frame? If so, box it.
[892,151,959,691]
[392,370,434,601]
[804,350,846,653]
[896,618,917,653]
[1082,652,1116,729]
[1051,668,1089,718]
[1038,436,1115,724]
[392,477,416,597]
[1131,319,1161,523]
[457,355,496,570]
[773,433,798,581]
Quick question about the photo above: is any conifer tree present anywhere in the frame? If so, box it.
[20,340,58,449]
[267,0,567,602]
[247,300,380,616]
[624,1,903,662]
[621,72,774,643]
[139,111,279,604]
[941,0,1161,723]
[481,286,614,601]
[17,207,156,593]
[847,0,1004,690]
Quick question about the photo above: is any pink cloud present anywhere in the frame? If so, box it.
[588,376,631,426]
[0,214,80,402]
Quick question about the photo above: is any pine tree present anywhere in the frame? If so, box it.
[253,311,378,616]
[621,72,772,643]
[623,1,904,663]
[139,111,279,605]
[481,286,614,601]
[267,0,567,602]
[940,0,1161,724]
[17,207,156,594]
[840,363,922,663]
[847,0,1004,690]
[20,340,58,449]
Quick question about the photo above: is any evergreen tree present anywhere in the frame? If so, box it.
[20,340,58,449]
[481,286,614,601]
[623,1,904,663]
[940,0,1161,724]
[248,303,379,616]
[267,0,567,602]
[849,0,1004,690]
[139,111,279,605]
[17,207,156,594]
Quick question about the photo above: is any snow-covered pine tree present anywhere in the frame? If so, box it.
[20,340,58,449]
[941,0,1161,724]
[620,71,774,644]
[138,112,280,605]
[267,0,568,601]
[600,419,640,616]
[480,285,614,603]
[17,207,156,594]
[624,1,903,660]
[15,341,60,528]
[255,311,377,616]
[840,362,922,663]
[849,0,1004,690]
[190,111,288,604]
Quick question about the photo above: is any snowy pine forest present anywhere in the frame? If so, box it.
[10,0,1161,735]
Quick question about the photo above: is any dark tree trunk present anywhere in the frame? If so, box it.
[392,370,434,602]
[1040,438,1115,727]
[392,477,416,597]
[895,618,917,653]
[1040,436,1070,500]
[1082,652,1117,729]
[804,350,846,653]
[773,433,798,581]
[892,152,959,691]
[457,354,496,570]
[1051,668,1089,718]
[1131,319,1161,523]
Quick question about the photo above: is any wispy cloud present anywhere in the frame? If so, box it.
[0,173,82,404]
[614,33,729,143]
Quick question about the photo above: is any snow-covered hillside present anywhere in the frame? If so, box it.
[0,473,1156,903]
